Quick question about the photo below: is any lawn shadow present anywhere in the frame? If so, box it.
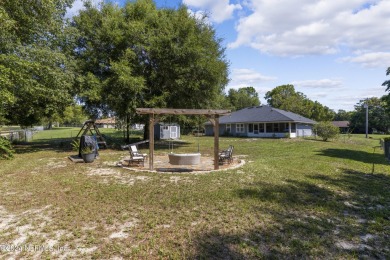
[14,138,74,154]
[190,170,390,258]
[317,148,388,165]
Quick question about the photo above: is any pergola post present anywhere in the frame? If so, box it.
[213,115,220,170]
[149,114,154,170]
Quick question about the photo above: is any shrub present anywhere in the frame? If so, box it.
[313,122,340,141]
[71,139,80,151]
[0,137,14,160]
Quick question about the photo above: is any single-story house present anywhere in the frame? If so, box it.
[95,118,116,128]
[332,121,349,133]
[205,105,316,138]
[154,122,180,140]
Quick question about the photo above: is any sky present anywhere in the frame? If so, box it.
[67,0,390,112]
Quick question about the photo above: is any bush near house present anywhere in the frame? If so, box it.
[313,121,340,141]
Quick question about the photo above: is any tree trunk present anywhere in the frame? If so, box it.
[47,118,52,130]
[123,122,126,141]
[126,114,130,143]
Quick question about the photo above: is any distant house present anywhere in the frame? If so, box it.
[205,105,316,138]
[95,118,116,128]
[154,122,180,140]
[132,124,145,130]
[332,121,350,133]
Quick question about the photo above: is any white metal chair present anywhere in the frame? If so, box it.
[128,145,147,166]
[219,145,234,165]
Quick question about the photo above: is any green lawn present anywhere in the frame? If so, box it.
[0,129,389,258]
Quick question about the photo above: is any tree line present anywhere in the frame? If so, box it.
[263,84,390,134]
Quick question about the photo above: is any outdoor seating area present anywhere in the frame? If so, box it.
[118,139,239,172]
[118,153,242,173]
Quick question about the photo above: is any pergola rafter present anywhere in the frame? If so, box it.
[136,108,231,170]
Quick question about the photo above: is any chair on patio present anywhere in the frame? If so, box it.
[128,145,147,167]
[219,145,234,165]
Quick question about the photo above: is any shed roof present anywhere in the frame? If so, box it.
[332,121,349,127]
[208,105,316,124]
[95,118,115,124]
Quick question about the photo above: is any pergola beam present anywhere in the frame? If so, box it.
[136,108,230,116]
[136,108,231,171]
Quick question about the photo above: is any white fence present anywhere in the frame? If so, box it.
[0,128,41,142]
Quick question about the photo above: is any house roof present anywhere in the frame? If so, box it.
[207,105,316,125]
[95,118,115,124]
[332,121,349,128]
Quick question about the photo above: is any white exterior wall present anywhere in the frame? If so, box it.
[296,124,313,137]
[296,129,313,137]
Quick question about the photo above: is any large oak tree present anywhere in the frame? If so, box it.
[71,0,229,141]
[228,87,260,111]
[0,0,76,127]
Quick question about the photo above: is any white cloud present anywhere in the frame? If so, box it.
[227,68,276,101]
[230,68,276,86]
[183,0,242,23]
[292,79,343,89]
[340,52,390,68]
[229,0,390,57]
[65,0,102,19]
[310,92,328,98]
[187,9,211,24]
[323,85,387,111]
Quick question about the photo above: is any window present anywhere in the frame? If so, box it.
[266,123,272,133]
[259,123,264,132]
[236,123,245,133]
[248,124,253,133]
[226,124,231,133]
[277,123,288,133]
[254,124,259,134]
[273,123,280,132]
[162,126,169,130]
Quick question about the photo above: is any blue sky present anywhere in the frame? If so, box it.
[68,0,390,111]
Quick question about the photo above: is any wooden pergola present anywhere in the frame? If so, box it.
[136,108,231,170]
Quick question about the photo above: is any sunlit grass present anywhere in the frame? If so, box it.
[0,131,389,258]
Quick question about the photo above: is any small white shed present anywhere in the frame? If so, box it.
[154,123,180,140]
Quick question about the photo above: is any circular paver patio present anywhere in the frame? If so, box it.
[117,154,245,173]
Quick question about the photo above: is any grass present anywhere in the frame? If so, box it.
[0,126,22,131]
[0,129,389,258]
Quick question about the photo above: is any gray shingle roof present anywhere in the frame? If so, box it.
[332,121,349,127]
[212,105,316,124]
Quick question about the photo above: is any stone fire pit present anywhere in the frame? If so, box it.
[168,153,201,165]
